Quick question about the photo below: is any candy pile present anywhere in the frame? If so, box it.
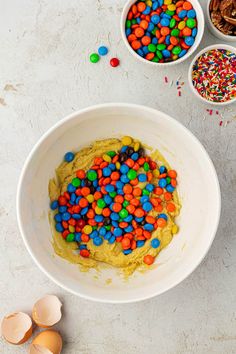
[125,0,198,63]
[50,137,178,266]
[192,49,236,103]
[90,45,120,67]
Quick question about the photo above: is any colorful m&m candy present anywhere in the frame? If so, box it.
[50,136,179,266]
[125,0,198,63]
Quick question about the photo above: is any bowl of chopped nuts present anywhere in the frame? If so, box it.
[207,0,236,41]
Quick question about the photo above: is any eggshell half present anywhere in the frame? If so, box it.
[32,295,62,328]
[29,330,62,354]
[1,312,33,345]
[30,345,53,354]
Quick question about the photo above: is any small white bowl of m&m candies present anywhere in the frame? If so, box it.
[121,0,205,65]
[188,44,236,106]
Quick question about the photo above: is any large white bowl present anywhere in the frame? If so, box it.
[121,0,205,66]
[17,103,221,303]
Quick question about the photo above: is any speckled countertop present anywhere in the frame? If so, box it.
[0,0,236,353]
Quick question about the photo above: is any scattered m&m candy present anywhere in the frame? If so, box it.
[89,45,120,67]
[98,46,108,56]
[110,58,120,67]
[90,53,100,63]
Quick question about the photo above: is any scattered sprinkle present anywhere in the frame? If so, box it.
[163,74,184,96]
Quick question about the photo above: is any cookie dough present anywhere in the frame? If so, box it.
[49,138,180,275]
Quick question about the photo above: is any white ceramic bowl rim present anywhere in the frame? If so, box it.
[188,44,236,106]
[120,0,205,66]
[17,103,221,303]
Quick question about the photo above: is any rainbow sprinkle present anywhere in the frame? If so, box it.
[192,49,236,103]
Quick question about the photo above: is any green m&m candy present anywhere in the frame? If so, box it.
[143,162,150,171]
[72,177,81,187]
[142,189,150,196]
[127,169,137,180]
[152,56,159,62]
[126,20,131,28]
[148,44,157,53]
[151,28,157,36]
[90,53,99,63]
[119,209,128,219]
[169,18,176,28]
[157,44,166,51]
[166,10,175,16]
[172,46,181,55]
[123,200,129,207]
[87,170,97,181]
[186,18,196,28]
[97,198,106,208]
[166,177,171,184]
[66,233,75,242]
[107,151,116,157]
[171,28,180,37]
[109,191,116,198]
[156,50,163,59]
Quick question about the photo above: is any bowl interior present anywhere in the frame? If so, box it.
[17,104,220,302]
[121,0,205,66]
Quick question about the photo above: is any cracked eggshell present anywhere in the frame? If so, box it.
[32,295,62,328]
[29,330,62,354]
[1,312,33,345]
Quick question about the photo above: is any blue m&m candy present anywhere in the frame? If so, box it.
[185,36,194,46]
[159,179,167,188]
[98,46,108,56]
[93,236,103,246]
[64,152,74,162]
[151,14,160,24]
[50,200,58,210]
[151,238,160,248]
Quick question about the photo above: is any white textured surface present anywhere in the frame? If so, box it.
[0,0,235,353]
